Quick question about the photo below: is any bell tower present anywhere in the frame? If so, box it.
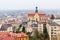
[35,6,38,13]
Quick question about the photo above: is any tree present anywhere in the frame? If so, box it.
[16,24,22,33]
[32,29,38,40]
[13,26,16,33]
[22,26,25,33]
[34,29,44,40]
[43,24,49,40]
[50,14,55,19]
[16,23,26,33]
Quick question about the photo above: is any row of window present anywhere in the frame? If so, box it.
[51,30,56,31]
[51,27,56,29]
[51,32,56,34]
[16,37,28,40]
[51,26,57,35]
[29,18,46,21]
[51,35,56,38]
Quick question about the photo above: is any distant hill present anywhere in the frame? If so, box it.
[0,10,60,17]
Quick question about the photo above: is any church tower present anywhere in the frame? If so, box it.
[35,6,38,13]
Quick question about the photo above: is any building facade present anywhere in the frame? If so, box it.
[28,7,48,33]
[47,19,60,40]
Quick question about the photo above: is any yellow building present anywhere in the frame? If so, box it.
[15,32,29,40]
[28,7,48,22]
[28,7,48,33]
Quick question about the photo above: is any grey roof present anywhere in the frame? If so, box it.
[31,24,38,27]
[0,24,12,31]
[48,21,60,26]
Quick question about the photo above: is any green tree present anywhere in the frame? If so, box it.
[16,24,26,33]
[34,29,44,40]
[22,26,25,33]
[50,14,55,19]
[43,24,49,40]
[32,29,38,40]
[16,24,22,33]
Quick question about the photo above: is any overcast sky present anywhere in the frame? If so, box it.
[0,0,60,10]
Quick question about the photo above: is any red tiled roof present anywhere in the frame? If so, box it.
[0,32,28,40]
[10,33,17,37]
[9,32,28,37]
[28,14,35,17]
[16,32,28,37]
[0,32,10,35]
[28,12,46,17]
[39,14,46,16]
[3,36,13,40]
[28,12,35,17]
[38,12,46,16]
[3,21,21,25]
[0,32,13,40]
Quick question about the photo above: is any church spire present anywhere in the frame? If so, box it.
[35,6,38,13]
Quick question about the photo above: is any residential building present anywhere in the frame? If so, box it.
[47,19,60,40]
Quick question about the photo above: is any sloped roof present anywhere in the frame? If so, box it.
[48,20,60,26]
[10,32,28,37]
[0,32,13,40]
[0,32,10,36]
[16,32,28,37]
[28,12,35,17]
[28,12,46,17]
[3,36,13,40]
[0,24,12,31]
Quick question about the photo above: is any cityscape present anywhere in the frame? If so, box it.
[0,0,60,40]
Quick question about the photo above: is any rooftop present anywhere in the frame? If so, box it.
[28,12,46,17]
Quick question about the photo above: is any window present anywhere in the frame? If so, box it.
[32,20,35,22]
[54,27,56,29]
[54,30,56,31]
[53,35,56,38]
[40,26,41,27]
[51,32,53,34]
[51,30,53,31]
[36,18,37,21]
[51,27,53,29]
[54,32,56,34]
[51,35,53,37]
[51,35,56,37]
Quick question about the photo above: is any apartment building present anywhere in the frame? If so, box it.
[47,19,60,40]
